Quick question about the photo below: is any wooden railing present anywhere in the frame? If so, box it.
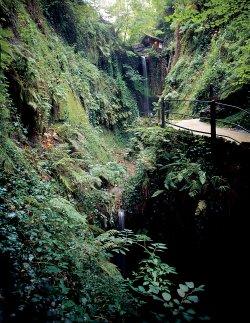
[159,85,250,144]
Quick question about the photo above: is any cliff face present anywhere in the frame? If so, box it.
[0,1,139,320]
[1,0,141,135]
[157,1,249,123]
[0,1,248,321]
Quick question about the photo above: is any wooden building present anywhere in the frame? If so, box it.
[133,34,164,54]
[141,34,163,50]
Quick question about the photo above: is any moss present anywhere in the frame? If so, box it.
[61,88,88,125]
[0,0,134,224]
[0,137,30,173]
[163,15,250,121]
[8,2,138,136]
[49,197,87,225]
[0,2,140,320]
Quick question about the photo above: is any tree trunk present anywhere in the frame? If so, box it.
[171,24,181,68]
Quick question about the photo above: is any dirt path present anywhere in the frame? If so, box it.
[168,119,250,143]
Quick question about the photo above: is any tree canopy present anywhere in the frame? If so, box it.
[105,0,166,43]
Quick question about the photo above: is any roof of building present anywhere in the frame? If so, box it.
[132,43,145,52]
[141,34,164,43]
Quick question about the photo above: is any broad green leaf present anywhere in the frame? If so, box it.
[149,285,160,294]
[138,285,146,293]
[188,295,199,303]
[162,292,171,301]
[195,284,205,292]
[177,289,185,298]
[183,312,193,322]
[186,282,194,289]
[45,265,61,274]
[187,309,196,315]
[179,283,189,292]
[199,171,206,185]
[152,190,164,198]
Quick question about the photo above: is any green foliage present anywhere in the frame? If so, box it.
[90,162,126,186]
[0,131,139,320]
[221,111,250,131]
[163,157,206,197]
[108,0,166,43]
[0,2,142,320]
[114,62,139,126]
[124,126,230,221]
[73,1,115,64]
[41,0,78,44]
[40,0,117,64]
[1,0,139,136]
[0,138,206,320]
[1,1,233,321]
[0,27,13,136]
[124,63,144,94]
[160,0,250,124]
[0,172,136,320]
[0,28,13,69]
[171,283,209,322]
[127,233,207,322]
[132,242,176,296]
[167,0,249,29]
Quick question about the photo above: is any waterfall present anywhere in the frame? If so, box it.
[118,209,125,230]
[141,56,150,116]
[117,208,126,273]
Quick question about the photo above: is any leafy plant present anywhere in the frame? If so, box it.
[132,242,176,297]
[127,235,207,322]
[163,157,206,197]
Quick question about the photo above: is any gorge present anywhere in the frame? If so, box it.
[0,1,249,322]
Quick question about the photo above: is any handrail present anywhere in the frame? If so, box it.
[157,92,249,144]
[166,111,200,119]
[162,97,250,115]
[165,113,250,133]
[200,117,250,133]
[166,99,211,104]
[216,102,250,116]
[156,109,250,133]
[166,121,241,144]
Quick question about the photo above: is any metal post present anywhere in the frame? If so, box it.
[157,102,161,125]
[161,100,166,128]
[210,85,216,143]
[165,101,169,121]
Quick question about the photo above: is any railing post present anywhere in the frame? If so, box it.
[210,85,216,144]
[161,99,166,128]
[166,101,169,121]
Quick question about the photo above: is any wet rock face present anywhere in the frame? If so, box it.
[118,209,125,230]
[110,186,123,211]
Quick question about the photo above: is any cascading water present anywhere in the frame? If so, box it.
[117,209,126,273]
[141,56,150,116]
[118,209,125,231]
